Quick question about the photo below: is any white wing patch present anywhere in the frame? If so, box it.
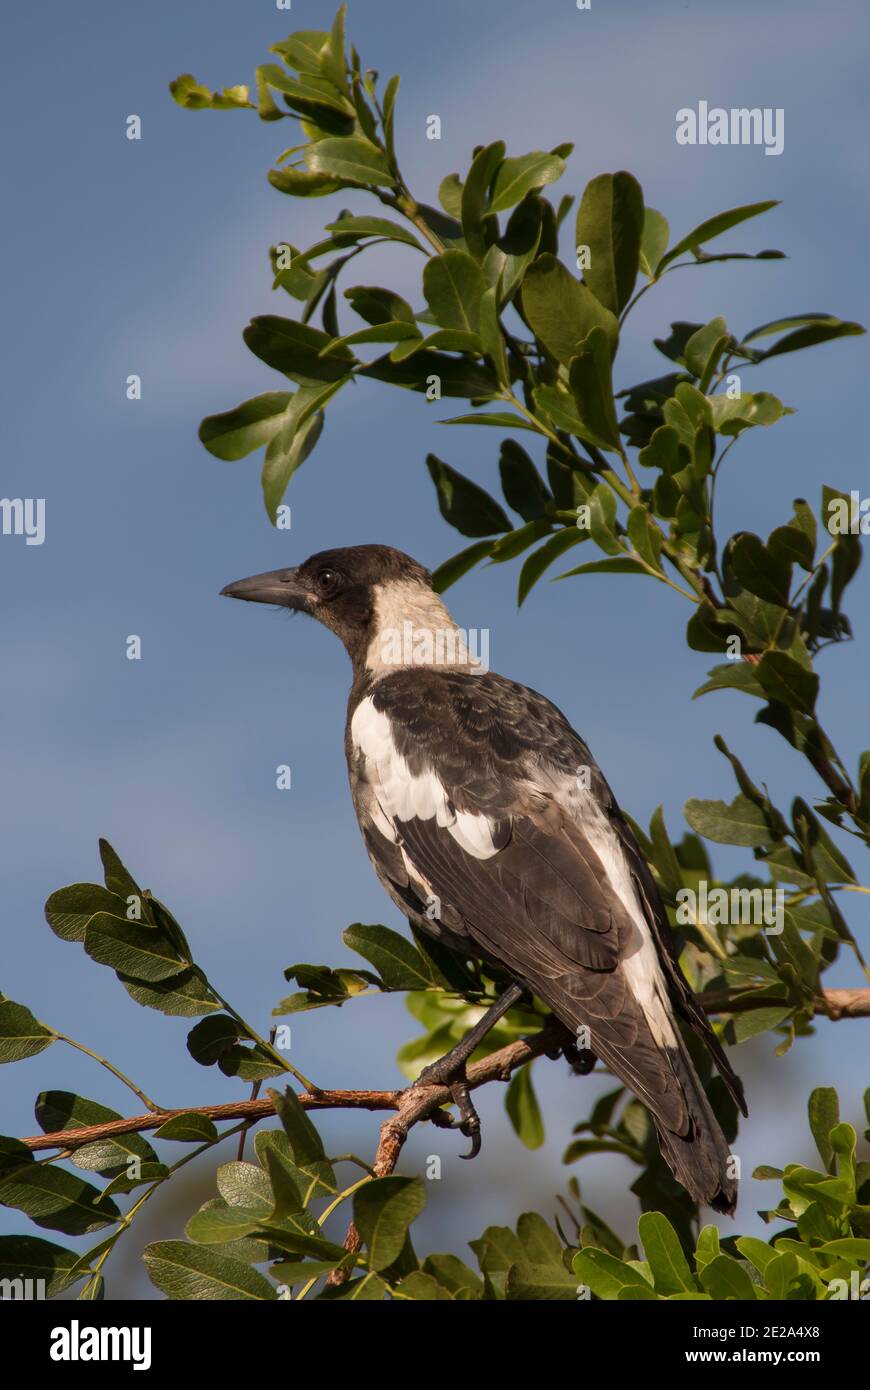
[539,764,678,1048]
[351,697,501,860]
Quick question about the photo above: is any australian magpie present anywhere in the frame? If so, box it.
[222,544,746,1213]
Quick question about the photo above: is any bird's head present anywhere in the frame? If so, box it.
[221,544,473,674]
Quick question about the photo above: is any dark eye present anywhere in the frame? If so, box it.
[316,568,341,595]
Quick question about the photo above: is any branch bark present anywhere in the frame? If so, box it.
[19,1018,566,1155]
[19,989,870,1155]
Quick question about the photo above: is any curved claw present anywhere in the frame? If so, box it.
[459,1126,482,1161]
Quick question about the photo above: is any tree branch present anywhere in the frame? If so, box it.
[19,989,870,1156]
[698,985,870,1019]
[19,1019,566,1155]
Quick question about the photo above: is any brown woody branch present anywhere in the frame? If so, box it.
[19,990,869,1156]
[699,985,870,1020]
[19,1019,567,1155]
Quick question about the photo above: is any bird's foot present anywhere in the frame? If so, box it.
[562,1038,597,1075]
[413,1059,483,1160]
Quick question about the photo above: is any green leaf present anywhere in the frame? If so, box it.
[461,141,506,260]
[820,1237,870,1260]
[498,440,551,521]
[199,393,293,462]
[144,1240,278,1300]
[639,207,669,279]
[439,411,538,433]
[324,214,423,251]
[353,1177,426,1271]
[741,313,864,360]
[244,315,355,385]
[518,529,588,605]
[693,663,765,700]
[731,532,792,606]
[83,914,186,981]
[185,1200,271,1245]
[694,1225,721,1273]
[35,1092,158,1173]
[558,557,646,579]
[628,506,663,571]
[268,167,343,198]
[154,1112,219,1144]
[522,255,618,362]
[305,136,393,185]
[268,1086,336,1193]
[423,250,487,334]
[573,1247,652,1300]
[684,794,773,847]
[170,75,252,111]
[317,1271,388,1300]
[516,1212,563,1266]
[270,1256,347,1285]
[568,326,622,449]
[342,923,434,989]
[0,1235,82,1298]
[489,151,565,214]
[0,1001,56,1063]
[709,391,790,436]
[216,1160,274,1215]
[187,1015,240,1067]
[431,540,493,593]
[358,350,498,398]
[44,883,132,943]
[421,1252,484,1298]
[657,200,779,273]
[217,1044,288,1083]
[479,285,509,384]
[506,1261,578,1299]
[735,1235,777,1274]
[699,1254,758,1300]
[768,522,815,572]
[390,1270,452,1300]
[322,323,420,355]
[344,284,416,326]
[321,6,349,92]
[684,317,730,390]
[426,454,512,539]
[438,173,464,219]
[733,1006,793,1043]
[104,842,144,899]
[505,1065,545,1149]
[0,1165,120,1236]
[496,194,545,303]
[638,1212,697,1295]
[397,330,481,360]
[574,171,644,315]
[756,651,818,716]
[261,398,329,522]
[119,967,220,1017]
[808,1088,840,1172]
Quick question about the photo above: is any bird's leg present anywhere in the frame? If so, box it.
[412,981,525,1159]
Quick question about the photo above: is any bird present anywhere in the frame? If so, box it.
[222,543,747,1213]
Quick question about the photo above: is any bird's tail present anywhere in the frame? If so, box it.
[554,995,740,1212]
[651,1035,738,1214]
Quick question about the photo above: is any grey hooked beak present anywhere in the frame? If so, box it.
[220,566,311,611]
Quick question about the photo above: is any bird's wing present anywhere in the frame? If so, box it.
[349,668,710,1131]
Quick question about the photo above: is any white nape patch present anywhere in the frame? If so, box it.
[365,579,481,676]
[351,698,499,860]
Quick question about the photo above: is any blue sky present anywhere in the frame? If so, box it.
[2,0,869,1296]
